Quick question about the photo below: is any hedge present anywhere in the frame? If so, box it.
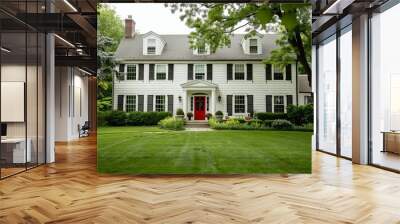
[99,111,172,126]
[255,112,288,121]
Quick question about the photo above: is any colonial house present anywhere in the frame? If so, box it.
[113,16,311,120]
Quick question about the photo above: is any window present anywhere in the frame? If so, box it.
[249,39,258,53]
[126,95,136,112]
[234,95,245,113]
[274,96,284,113]
[126,65,137,80]
[156,64,167,80]
[304,96,313,105]
[273,66,284,80]
[155,95,165,112]
[234,64,245,80]
[190,96,194,111]
[194,64,206,80]
[207,96,209,111]
[197,45,207,54]
[147,39,156,54]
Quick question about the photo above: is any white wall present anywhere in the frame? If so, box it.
[55,67,89,141]
[114,61,297,115]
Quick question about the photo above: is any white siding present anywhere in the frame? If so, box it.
[114,62,299,115]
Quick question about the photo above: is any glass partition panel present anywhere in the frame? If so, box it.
[339,27,352,158]
[317,35,337,154]
[371,4,400,171]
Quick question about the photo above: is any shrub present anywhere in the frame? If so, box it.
[271,119,294,130]
[158,117,185,130]
[287,104,314,125]
[255,112,288,121]
[141,112,172,125]
[127,112,145,126]
[187,112,193,119]
[176,108,184,116]
[215,111,223,116]
[263,120,274,127]
[249,119,263,128]
[206,113,212,119]
[106,111,127,126]
[97,111,111,126]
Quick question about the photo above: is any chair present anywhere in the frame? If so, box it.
[79,121,90,138]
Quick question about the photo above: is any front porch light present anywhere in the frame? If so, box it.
[218,95,222,102]
[178,96,182,102]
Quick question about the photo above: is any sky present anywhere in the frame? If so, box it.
[102,3,254,35]
[103,3,193,34]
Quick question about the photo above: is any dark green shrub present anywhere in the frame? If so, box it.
[287,104,314,125]
[187,112,193,120]
[255,112,288,121]
[271,119,294,130]
[97,111,111,126]
[215,111,223,116]
[141,112,172,125]
[263,120,274,127]
[176,108,184,116]
[206,113,212,119]
[106,111,127,126]
[158,117,185,130]
[127,112,145,125]
[236,118,246,124]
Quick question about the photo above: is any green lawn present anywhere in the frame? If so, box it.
[97,126,312,174]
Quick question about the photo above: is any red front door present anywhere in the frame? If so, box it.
[194,96,206,120]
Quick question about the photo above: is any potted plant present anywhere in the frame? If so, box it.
[215,111,223,121]
[176,108,184,120]
[206,113,212,120]
[187,112,193,120]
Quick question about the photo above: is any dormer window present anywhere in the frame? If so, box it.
[249,39,258,53]
[147,39,156,55]
[197,45,207,55]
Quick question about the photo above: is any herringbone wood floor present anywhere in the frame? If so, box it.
[1,135,400,224]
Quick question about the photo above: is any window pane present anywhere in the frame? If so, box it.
[127,65,136,80]
[234,95,245,113]
[250,39,257,46]
[156,65,167,80]
[195,64,205,80]
[274,96,284,113]
[156,95,165,112]
[234,64,245,80]
[274,66,284,80]
[249,39,258,53]
[126,95,136,112]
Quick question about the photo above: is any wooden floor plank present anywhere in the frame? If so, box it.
[0,135,400,223]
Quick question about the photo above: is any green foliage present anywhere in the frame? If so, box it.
[106,111,127,126]
[255,112,288,121]
[271,119,294,130]
[187,112,193,119]
[97,96,112,112]
[176,108,184,116]
[100,111,172,126]
[158,117,185,130]
[215,111,223,116]
[206,113,213,119]
[97,4,124,52]
[263,120,274,127]
[98,111,111,126]
[286,104,313,125]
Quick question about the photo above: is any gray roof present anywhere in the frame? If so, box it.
[114,33,280,61]
[298,75,312,93]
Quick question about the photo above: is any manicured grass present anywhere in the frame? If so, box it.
[97,126,312,174]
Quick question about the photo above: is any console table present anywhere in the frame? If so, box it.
[382,131,400,154]
[1,138,31,164]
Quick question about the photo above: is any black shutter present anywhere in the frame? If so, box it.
[149,64,155,80]
[138,95,144,111]
[117,95,124,111]
[265,64,272,80]
[188,64,193,80]
[246,64,253,81]
[286,64,292,81]
[147,95,153,112]
[266,95,272,112]
[227,64,233,80]
[168,64,174,80]
[287,95,293,106]
[168,95,173,114]
[118,64,125,81]
[227,95,233,116]
[247,95,254,114]
[207,64,213,81]
[138,64,144,80]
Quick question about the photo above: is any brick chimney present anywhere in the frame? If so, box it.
[125,15,135,38]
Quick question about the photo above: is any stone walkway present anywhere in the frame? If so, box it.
[184,127,213,132]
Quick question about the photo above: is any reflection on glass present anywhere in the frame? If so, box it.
[318,35,337,154]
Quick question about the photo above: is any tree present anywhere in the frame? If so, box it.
[166,3,312,82]
[97,4,124,52]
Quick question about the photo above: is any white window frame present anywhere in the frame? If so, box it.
[194,64,206,80]
[155,64,168,80]
[147,38,156,55]
[155,95,166,112]
[272,65,286,81]
[273,95,285,113]
[125,95,137,112]
[126,64,138,80]
[233,64,246,80]
[249,38,258,54]
[234,95,246,114]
